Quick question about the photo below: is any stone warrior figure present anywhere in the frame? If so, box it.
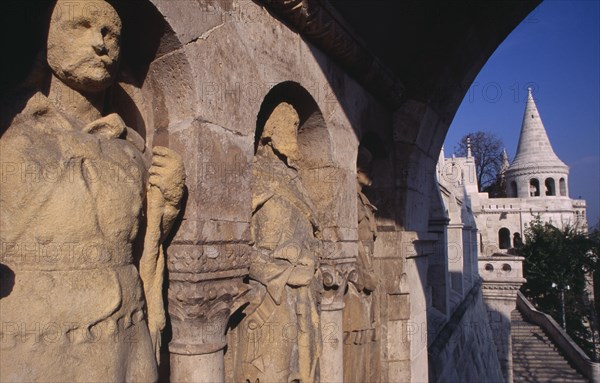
[233,102,321,383]
[343,146,378,383]
[0,1,185,381]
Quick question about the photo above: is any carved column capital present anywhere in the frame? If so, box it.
[168,270,250,355]
[320,258,356,310]
[167,243,251,356]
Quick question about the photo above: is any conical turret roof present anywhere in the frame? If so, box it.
[507,89,568,174]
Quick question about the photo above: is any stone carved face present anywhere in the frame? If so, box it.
[47,0,122,92]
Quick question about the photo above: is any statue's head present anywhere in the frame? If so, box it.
[47,0,122,93]
[357,146,373,187]
[260,102,301,164]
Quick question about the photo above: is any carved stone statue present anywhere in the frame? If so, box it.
[0,1,185,381]
[233,102,321,383]
[343,146,378,383]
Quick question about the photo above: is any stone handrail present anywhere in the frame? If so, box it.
[516,291,600,382]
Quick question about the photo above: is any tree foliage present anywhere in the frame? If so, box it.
[519,217,599,358]
[455,131,504,193]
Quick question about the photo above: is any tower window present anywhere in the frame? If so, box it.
[529,179,540,197]
[559,178,567,196]
[545,178,556,196]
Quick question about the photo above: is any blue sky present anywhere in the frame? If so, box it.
[445,0,600,228]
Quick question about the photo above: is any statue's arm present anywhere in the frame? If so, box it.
[141,146,185,362]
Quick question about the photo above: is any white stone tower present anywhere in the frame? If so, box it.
[505,88,570,199]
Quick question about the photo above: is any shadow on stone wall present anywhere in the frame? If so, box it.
[427,278,506,382]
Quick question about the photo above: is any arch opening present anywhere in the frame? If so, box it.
[529,178,540,197]
[559,178,567,196]
[545,178,556,196]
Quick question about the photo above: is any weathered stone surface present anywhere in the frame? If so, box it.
[144,49,197,134]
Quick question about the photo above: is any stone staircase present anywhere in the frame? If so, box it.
[512,309,590,382]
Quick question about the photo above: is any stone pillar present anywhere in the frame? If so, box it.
[167,244,250,383]
[479,254,526,383]
[320,257,355,383]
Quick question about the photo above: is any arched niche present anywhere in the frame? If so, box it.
[255,82,345,234]
[498,228,511,250]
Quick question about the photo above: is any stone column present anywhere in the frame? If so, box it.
[479,255,526,383]
[319,253,356,383]
[167,244,250,383]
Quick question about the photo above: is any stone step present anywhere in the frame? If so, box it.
[513,362,571,372]
[513,337,554,342]
[514,364,572,368]
[513,340,555,345]
[514,375,588,382]
[514,343,558,348]
[512,356,567,362]
[513,346,559,352]
[513,341,555,344]
[513,369,587,377]
[510,356,569,366]
[513,346,560,352]
[514,373,588,379]
[515,378,588,383]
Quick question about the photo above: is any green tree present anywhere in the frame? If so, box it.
[519,217,598,358]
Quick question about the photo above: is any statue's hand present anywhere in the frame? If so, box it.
[149,146,185,207]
